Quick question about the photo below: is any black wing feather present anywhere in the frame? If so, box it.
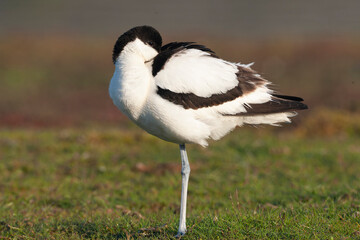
[230,95,308,116]
[156,65,268,110]
[272,94,304,102]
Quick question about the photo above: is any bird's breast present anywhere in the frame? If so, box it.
[109,59,155,120]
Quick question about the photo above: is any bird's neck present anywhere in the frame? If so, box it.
[109,53,154,120]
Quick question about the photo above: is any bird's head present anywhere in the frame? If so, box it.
[112,26,162,64]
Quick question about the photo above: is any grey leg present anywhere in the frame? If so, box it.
[176,144,191,237]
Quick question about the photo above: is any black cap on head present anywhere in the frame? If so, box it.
[112,26,162,64]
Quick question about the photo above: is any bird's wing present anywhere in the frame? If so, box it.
[153,42,241,97]
[153,42,307,113]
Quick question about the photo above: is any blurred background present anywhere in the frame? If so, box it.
[1,0,359,132]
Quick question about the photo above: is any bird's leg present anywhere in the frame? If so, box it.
[176,144,191,237]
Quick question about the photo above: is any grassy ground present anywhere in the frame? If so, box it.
[1,122,360,239]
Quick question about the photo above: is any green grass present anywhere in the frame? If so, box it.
[1,126,360,239]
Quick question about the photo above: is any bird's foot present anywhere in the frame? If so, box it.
[175,230,186,238]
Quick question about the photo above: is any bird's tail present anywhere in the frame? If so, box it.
[238,94,308,126]
[237,94,308,117]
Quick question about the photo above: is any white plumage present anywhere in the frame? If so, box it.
[155,49,239,97]
[110,39,295,147]
[109,26,307,237]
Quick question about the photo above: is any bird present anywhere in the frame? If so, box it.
[109,25,308,237]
